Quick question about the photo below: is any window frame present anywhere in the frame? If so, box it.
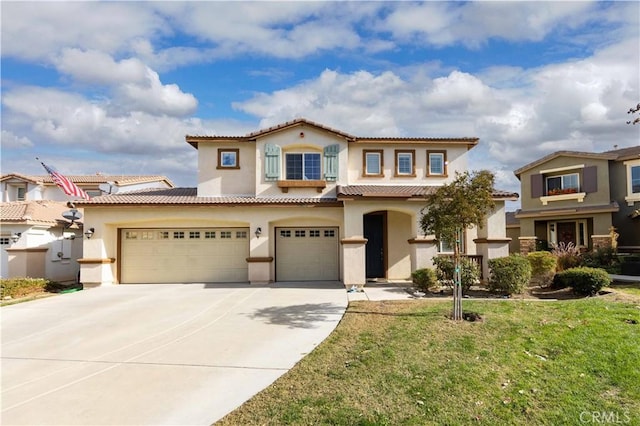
[545,172,579,196]
[284,152,322,180]
[217,148,240,169]
[437,232,465,254]
[427,151,447,176]
[394,149,416,177]
[625,160,640,205]
[362,149,384,177]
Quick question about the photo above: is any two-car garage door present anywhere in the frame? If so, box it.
[120,228,249,284]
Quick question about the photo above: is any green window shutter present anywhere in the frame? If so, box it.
[264,144,281,181]
[323,144,339,181]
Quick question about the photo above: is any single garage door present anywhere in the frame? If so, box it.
[276,227,339,281]
[120,228,249,283]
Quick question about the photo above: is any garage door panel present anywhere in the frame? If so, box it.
[121,228,249,284]
[276,227,339,281]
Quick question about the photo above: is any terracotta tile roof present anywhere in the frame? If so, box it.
[337,185,518,200]
[186,118,479,148]
[0,201,77,226]
[0,174,174,187]
[75,188,341,206]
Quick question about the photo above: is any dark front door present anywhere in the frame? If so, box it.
[557,222,576,246]
[364,213,385,279]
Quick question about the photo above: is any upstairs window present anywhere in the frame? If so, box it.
[285,153,321,180]
[17,186,26,201]
[395,150,415,177]
[546,173,579,195]
[363,150,384,177]
[427,151,447,176]
[632,165,640,194]
[217,148,240,169]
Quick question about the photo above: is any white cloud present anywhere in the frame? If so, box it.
[1,130,33,149]
[55,49,148,85]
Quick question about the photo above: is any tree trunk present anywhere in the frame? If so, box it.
[453,228,463,320]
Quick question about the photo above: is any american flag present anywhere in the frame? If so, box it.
[39,161,91,200]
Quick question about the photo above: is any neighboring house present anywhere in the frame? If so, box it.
[0,175,175,280]
[76,118,518,287]
[513,146,640,254]
[1,173,174,202]
[0,201,82,281]
[505,211,520,254]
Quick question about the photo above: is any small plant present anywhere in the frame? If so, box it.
[554,267,612,296]
[488,255,532,295]
[411,268,439,292]
[552,242,581,271]
[432,256,480,292]
[581,247,620,273]
[527,251,557,287]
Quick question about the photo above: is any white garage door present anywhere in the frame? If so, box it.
[120,228,249,284]
[276,227,339,281]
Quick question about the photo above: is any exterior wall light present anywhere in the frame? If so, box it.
[11,232,21,243]
[255,227,262,238]
[84,228,95,239]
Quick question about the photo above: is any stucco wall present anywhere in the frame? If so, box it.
[197,143,256,196]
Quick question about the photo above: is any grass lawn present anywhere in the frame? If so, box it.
[218,293,640,425]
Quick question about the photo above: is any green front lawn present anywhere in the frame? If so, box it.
[217,295,640,425]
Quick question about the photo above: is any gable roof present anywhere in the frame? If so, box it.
[0,174,174,187]
[514,150,619,178]
[603,145,640,161]
[0,201,78,227]
[186,118,479,149]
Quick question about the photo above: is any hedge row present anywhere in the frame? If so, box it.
[1,278,50,299]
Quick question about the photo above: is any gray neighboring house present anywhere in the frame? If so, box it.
[512,146,640,254]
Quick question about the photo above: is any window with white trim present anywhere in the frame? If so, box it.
[395,150,415,176]
[285,153,321,180]
[546,173,579,195]
[427,151,446,176]
[437,233,465,253]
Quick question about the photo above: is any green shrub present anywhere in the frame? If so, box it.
[432,256,480,292]
[527,251,557,287]
[554,267,612,296]
[488,255,532,295]
[581,247,620,273]
[552,242,581,271]
[0,278,50,299]
[411,268,439,292]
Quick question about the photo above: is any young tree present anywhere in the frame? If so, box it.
[419,170,496,320]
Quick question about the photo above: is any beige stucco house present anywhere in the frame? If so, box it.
[76,119,517,287]
[513,146,640,254]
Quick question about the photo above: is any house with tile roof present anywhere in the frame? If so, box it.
[513,146,640,255]
[76,118,518,287]
[0,174,174,281]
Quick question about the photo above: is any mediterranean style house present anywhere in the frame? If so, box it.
[513,146,640,254]
[76,118,517,287]
[1,174,174,280]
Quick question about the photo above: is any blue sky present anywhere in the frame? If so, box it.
[1,1,639,209]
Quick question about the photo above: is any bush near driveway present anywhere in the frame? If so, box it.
[488,255,532,295]
[0,277,66,300]
[411,268,439,292]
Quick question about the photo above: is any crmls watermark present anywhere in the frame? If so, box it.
[579,410,631,424]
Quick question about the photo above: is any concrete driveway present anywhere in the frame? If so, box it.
[1,282,347,425]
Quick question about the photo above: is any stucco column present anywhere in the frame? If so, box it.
[246,222,271,284]
[341,238,367,287]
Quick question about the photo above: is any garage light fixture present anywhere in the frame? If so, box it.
[11,232,21,243]
[84,227,95,240]
[255,227,262,238]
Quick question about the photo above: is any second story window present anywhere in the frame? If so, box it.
[17,186,26,201]
[285,153,321,180]
[217,148,240,169]
[632,165,640,194]
[395,150,415,177]
[427,151,447,176]
[546,173,579,195]
[363,150,384,177]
